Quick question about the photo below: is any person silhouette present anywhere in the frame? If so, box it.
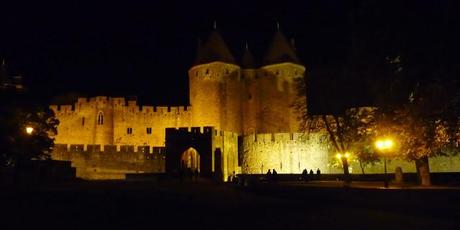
[272,169,278,183]
[309,169,314,180]
[266,169,272,182]
[316,168,321,180]
[302,169,308,182]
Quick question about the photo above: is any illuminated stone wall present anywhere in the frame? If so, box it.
[211,131,241,181]
[50,96,192,149]
[241,68,258,135]
[188,62,241,133]
[241,132,333,174]
[51,144,165,180]
[256,63,305,133]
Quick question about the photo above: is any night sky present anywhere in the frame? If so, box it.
[1,0,458,113]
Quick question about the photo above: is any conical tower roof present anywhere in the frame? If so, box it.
[241,43,256,69]
[194,30,236,65]
[263,31,301,65]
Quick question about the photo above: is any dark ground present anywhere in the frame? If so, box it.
[1,179,459,229]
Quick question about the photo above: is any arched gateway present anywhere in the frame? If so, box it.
[181,147,200,172]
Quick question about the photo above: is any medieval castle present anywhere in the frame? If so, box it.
[49,29,460,180]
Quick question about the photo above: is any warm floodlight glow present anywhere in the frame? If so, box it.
[375,137,394,188]
[25,126,34,135]
[375,138,394,151]
[336,152,351,160]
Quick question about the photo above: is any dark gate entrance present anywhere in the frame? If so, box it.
[165,127,213,177]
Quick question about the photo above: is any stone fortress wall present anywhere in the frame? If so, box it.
[211,130,240,181]
[51,144,165,179]
[50,96,192,148]
[48,27,460,181]
[241,132,332,174]
[241,131,460,175]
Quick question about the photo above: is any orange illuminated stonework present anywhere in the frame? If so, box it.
[50,29,460,180]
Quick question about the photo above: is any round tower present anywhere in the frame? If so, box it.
[189,30,241,133]
[258,30,306,133]
[241,43,258,135]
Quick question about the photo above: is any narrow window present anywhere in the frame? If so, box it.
[225,69,229,74]
[97,112,104,125]
[81,117,85,126]
[127,128,133,134]
[146,127,152,134]
[205,69,209,74]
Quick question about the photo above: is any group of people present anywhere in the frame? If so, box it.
[265,169,279,183]
[301,168,321,181]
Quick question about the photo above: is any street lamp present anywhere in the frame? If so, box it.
[375,138,394,188]
[25,126,34,135]
[336,152,351,185]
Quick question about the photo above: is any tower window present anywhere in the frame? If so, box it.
[127,128,133,134]
[205,69,209,74]
[225,69,229,74]
[81,117,85,126]
[97,112,104,125]
[146,127,152,134]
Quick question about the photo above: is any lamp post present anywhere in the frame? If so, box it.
[25,126,34,135]
[375,138,394,188]
[336,152,351,185]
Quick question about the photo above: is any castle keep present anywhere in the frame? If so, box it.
[50,29,460,180]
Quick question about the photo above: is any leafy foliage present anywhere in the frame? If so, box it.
[0,92,59,168]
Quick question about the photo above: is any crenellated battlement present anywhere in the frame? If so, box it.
[50,96,192,115]
[164,126,240,138]
[166,126,214,134]
[53,144,166,156]
[243,132,327,143]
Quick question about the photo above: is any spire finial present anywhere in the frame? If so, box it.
[213,20,217,29]
[245,41,249,50]
[276,21,280,31]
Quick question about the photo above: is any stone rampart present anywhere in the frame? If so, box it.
[241,132,332,174]
[52,144,165,180]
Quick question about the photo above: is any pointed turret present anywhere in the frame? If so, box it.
[194,29,236,65]
[263,30,300,65]
[241,42,256,69]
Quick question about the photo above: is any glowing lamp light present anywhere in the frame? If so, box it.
[336,152,351,160]
[25,126,34,135]
[375,137,394,188]
[375,138,394,151]
[336,153,342,159]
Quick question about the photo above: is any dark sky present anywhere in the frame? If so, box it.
[1,0,458,112]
